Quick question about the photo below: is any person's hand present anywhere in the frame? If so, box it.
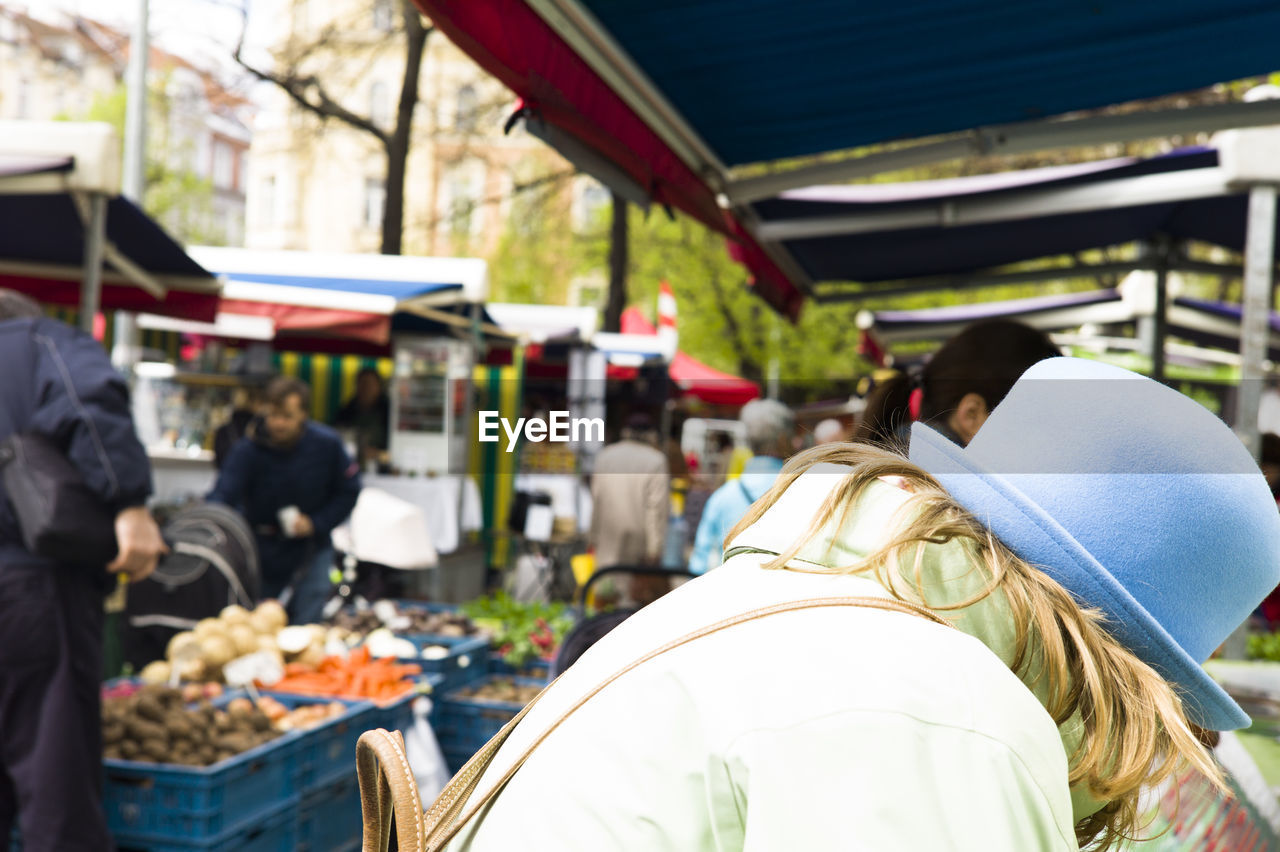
[293,513,315,538]
[107,506,167,583]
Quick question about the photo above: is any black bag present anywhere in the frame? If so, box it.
[0,431,118,565]
[124,503,260,669]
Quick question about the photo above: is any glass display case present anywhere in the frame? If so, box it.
[389,337,474,474]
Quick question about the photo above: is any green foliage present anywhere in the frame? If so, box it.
[1248,631,1280,662]
[63,82,224,245]
[460,592,575,666]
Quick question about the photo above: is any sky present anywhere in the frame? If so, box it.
[22,0,279,84]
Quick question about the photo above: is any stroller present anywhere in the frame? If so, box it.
[549,565,697,678]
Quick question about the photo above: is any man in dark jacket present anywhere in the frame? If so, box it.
[208,376,361,623]
[0,289,165,851]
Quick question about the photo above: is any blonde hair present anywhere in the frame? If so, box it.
[727,443,1224,850]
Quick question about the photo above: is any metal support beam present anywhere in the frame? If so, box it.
[80,193,107,335]
[728,99,1280,204]
[812,260,1140,303]
[1149,240,1172,384]
[755,167,1234,242]
[115,0,149,368]
[527,0,729,189]
[1236,186,1277,460]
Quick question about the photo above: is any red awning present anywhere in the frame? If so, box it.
[217,299,390,345]
[0,272,219,323]
[413,0,804,320]
[619,308,759,405]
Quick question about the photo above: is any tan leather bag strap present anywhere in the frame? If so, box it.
[356,594,949,852]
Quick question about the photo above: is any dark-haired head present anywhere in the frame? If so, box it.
[855,320,1061,448]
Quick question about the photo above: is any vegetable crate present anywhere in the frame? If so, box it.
[406,634,491,694]
[373,671,444,738]
[433,676,544,774]
[296,773,363,852]
[487,654,552,682]
[258,692,377,791]
[111,795,299,852]
[102,732,296,843]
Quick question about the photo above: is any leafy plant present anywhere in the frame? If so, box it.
[461,592,575,666]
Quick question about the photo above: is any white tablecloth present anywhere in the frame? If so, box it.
[514,474,592,533]
[362,474,483,554]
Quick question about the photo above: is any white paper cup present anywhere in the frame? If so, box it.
[278,505,301,537]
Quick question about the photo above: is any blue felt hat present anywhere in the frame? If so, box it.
[909,357,1280,731]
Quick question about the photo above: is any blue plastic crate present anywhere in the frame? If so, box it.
[296,773,362,852]
[403,634,490,694]
[256,692,377,792]
[102,727,297,843]
[112,794,299,852]
[486,654,552,682]
[433,676,544,774]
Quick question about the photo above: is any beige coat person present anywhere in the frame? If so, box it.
[588,438,669,570]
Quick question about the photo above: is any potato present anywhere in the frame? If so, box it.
[247,611,277,637]
[135,696,166,724]
[228,624,259,657]
[140,660,171,686]
[177,657,206,683]
[297,643,327,668]
[254,600,288,631]
[166,631,200,661]
[202,636,236,669]
[193,618,226,641]
[219,604,251,626]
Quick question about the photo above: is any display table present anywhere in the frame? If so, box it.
[514,473,591,533]
[362,474,483,554]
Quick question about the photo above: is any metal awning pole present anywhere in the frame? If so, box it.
[1151,242,1171,384]
[1236,185,1277,461]
[80,193,107,335]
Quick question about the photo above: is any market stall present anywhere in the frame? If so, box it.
[0,121,220,328]
[133,247,510,561]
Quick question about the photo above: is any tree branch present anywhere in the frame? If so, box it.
[232,9,390,146]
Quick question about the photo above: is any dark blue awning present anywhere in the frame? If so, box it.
[0,194,218,320]
[748,148,1279,285]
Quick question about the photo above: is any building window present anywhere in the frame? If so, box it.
[455,85,478,134]
[364,178,386,230]
[571,177,611,232]
[440,162,484,237]
[369,81,391,130]
[258,175,276,227]
[213,143,234,190]
[16,77,30,120]
[372,0,395,32]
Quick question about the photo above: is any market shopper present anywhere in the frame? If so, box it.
[855,318,1061,447]
[587,413,671,606]
[0,289,166,851]
[418,357,1280,851]
[688,399,794,575]
[333,367,391,469]
[209,376,361,624]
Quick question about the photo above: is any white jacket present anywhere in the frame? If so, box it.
[447,471,1079,851]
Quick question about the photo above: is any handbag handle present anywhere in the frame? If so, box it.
[357,594,950,851]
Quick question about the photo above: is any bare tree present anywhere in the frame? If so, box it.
[233,0,430,254]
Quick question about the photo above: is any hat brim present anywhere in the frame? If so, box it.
[909,421,1249,731]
